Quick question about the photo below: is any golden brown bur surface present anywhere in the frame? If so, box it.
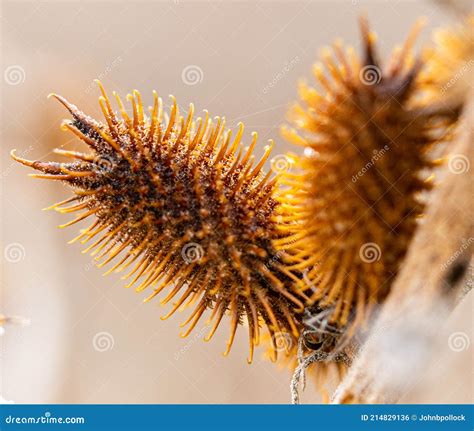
[276,19,459,344]
[12,82,307,362]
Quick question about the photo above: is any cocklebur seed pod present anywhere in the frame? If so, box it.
[12,82,307,362]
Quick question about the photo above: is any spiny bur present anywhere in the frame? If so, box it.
[12,82,307,362]
[275,18,459,347]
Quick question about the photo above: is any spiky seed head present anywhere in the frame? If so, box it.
[12,82,306,362]
[275,19,459,344]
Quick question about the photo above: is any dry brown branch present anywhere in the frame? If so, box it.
[331,94,473,404]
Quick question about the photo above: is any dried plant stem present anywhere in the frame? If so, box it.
[291,331,351,404]
[331,94,473,404]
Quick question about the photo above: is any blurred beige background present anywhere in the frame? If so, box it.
[1,0,469,404]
